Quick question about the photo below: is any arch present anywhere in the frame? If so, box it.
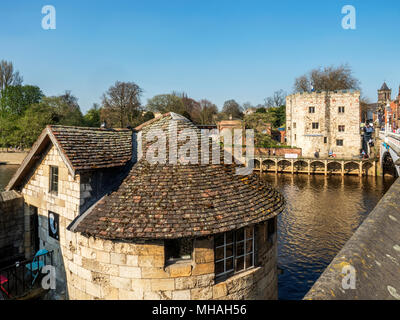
[310,160,324,172]
[293,160,308,171]
[262,159,276,171]
[382,152,397,177]
[277,159,291,171]
[254,159,261,170]
[327,161,341,173]
[344,161,359,173]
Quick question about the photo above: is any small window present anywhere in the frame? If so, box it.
[49,166,58,194]
[338,106,345,113]
[294,134,297,141]
[324,137,327,144]
[338,125,345,132]
[293,122,296,129]
[165,239,193,263]
[337,139,344,146]
[309,107,315,113]
[215,226,255,279]
[312,122,319,129]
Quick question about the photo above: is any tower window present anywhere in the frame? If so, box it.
[337,139,344,146]
[309,107,315,113]
[165,238,193,263]
[324,137,327,143]
[338,125,345,132]
[312,122,319,129]
[215,226,255,279]
[338,106,345,113]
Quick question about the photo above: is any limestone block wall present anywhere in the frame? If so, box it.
[0,190,24,263]
[286,91,361,158]
[64,220,278,300]
[20,145,81,291]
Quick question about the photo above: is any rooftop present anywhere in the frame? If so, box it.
[71,113,285,240]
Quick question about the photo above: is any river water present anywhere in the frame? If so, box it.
[262,173,396,300]
[0,166,395,300]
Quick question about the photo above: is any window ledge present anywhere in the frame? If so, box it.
[216,266,261,284]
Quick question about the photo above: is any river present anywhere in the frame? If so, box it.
[262,173,396,300]
[0,165,395,300]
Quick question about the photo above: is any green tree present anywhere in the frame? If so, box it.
[221,99,243,119]
[84,103,101,127]
[17,102,58,147]
[146,94,186,115]
[268,105,286,128]
[0,85,43,116]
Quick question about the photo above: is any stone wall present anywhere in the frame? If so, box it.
[286,91,361,158]
[20,144,81,293]
[255,147,302,157]
[0,190,24,265]
[64,220,278,300]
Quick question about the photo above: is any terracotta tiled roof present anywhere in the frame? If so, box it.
[72,114,285,240]
[49,125,132,171]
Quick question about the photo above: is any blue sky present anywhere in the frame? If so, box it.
[1,0,399,113]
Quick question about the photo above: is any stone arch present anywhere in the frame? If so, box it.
[254,159,261,170]
[262,159,276,171]
[382,152,397,177]
[344,161,359,173]
[277,159,291,171]
[293,160,308,171]
[327,161,341,173]
[310,161,324,172]
[362,161,373,175]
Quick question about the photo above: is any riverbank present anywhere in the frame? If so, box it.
[0,152,28,165]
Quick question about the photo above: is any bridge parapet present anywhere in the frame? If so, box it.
[304,178,400,300]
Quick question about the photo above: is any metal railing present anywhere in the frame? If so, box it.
[0,250,53,300]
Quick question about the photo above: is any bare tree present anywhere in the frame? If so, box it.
[265,89,287,108]
[294,64,360,93]
[198,99,218,124]
[101,81,143,128]
[0,60,23,91]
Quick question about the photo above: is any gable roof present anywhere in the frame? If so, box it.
[70,113,285,240]
[6,125,132,191]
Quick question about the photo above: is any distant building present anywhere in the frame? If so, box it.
[244,107,257,116]
[388,86,400,131]
[286,90,361,158]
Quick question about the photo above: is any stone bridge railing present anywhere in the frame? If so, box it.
[304,178,400,300]
[250,157,377,176]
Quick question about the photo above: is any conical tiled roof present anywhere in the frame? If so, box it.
[72,113,285,240]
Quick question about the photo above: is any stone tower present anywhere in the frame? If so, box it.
[378,82,391,105]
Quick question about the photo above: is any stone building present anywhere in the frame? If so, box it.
[286,90,361,158]
[5,113,284,300]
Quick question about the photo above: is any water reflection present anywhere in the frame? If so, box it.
[262,173,396,300]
